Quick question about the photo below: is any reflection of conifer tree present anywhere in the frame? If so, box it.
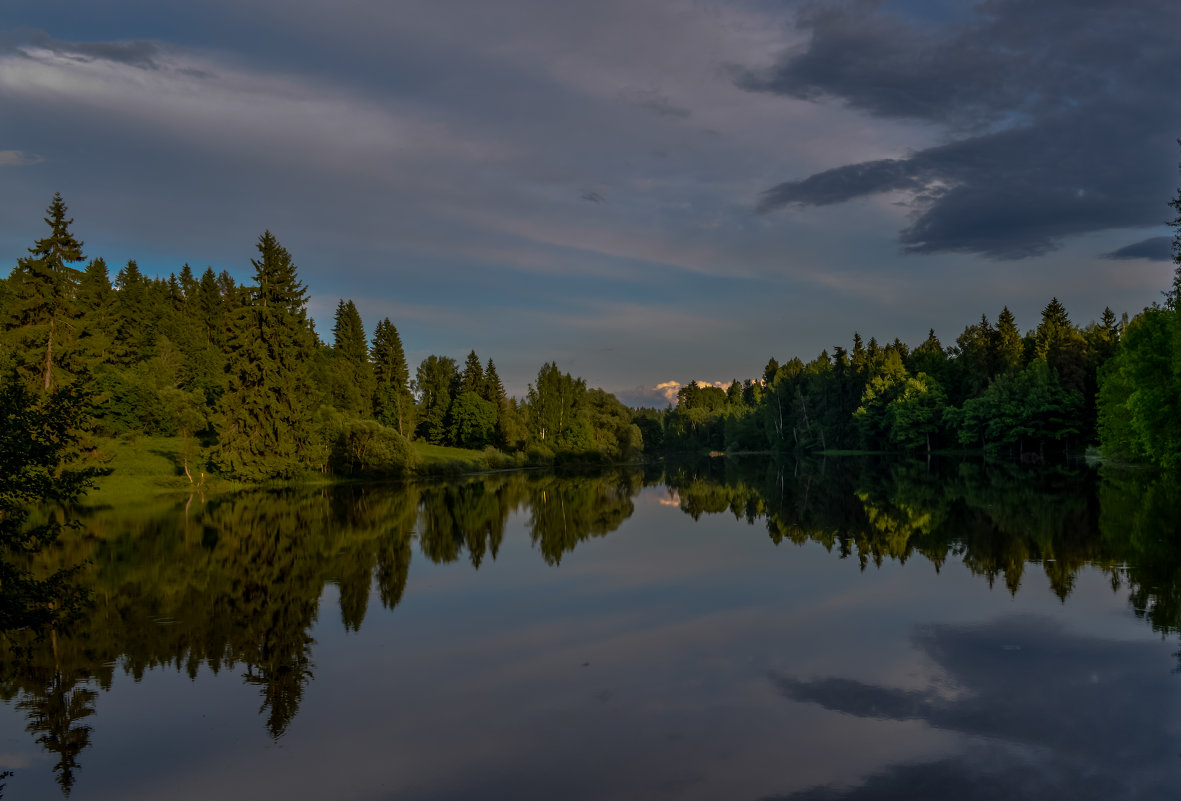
[418,487,462,564]
[417,477,525,567]
[209,493,321,739]
[376,532,413,610]
[666,456,1124,605]
[1099,468,1181,640]
[17,669,97,797]
[527,474,638,565]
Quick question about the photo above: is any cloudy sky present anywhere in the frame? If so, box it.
[2,0,1178,404]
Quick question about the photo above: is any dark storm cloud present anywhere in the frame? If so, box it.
[738,0,1181,259]
[762,616,1180,800]
[1102,236,1173,262]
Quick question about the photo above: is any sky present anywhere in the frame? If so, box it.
[2,0,1179,406]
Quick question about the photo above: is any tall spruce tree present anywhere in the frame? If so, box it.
[481,358,505,405]
[215,231,317,479]
[110,261,155,366]
[371,318,414,437]
[460,350,484,395]
[75,258,115,367]
[992,306,1024,375]
[327,299,374,417]
[481,357,507,446]
[4,194,85,391]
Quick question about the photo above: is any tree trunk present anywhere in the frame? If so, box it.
[44,318,54,390]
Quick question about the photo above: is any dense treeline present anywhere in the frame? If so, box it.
[654,162,1181,466]
[4,181,1180,476]
[0,196,643,480]
[658,298,1121,460]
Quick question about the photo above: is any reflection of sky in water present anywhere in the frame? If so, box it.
[3,485,1179,800]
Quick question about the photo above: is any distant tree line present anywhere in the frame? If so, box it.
[654,296,1123,461]
[0,195,642,480]
[652,157,1181,467]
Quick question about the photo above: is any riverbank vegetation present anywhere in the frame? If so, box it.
[3,160,1180,484]
[647,163,1181,467]
[0,196,643,484]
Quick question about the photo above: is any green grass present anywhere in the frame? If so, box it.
[85,437,526,502]
[410,441,522,475]
[87,436,243,502]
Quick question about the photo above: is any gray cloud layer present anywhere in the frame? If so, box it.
[1103,236,1173,262]
[765,615,1180,800]
[2,1,1176,395]
[739,0,1181,259]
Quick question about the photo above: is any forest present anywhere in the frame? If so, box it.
[1,186,1180,485]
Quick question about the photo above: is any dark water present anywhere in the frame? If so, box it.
[2,458,1180,800]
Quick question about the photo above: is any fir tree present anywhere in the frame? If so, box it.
[215,232,317,479]
[371,318,414,437]
[110,261,155,366]
[992,306,1024,375]
[75,258,115,367]
[481,358,506,405]
[327,299,373,416]
[1036,297,1072,353]
[4,194,85,391]
[482,357,507,446]
[460,350,484,395]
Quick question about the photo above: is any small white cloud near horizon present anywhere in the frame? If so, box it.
[0,150,44,166]
[653,379,731,404]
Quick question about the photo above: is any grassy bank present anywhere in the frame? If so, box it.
[86,436,531,501]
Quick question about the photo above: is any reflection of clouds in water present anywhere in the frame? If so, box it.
[0,752,32,770]
[764,615,1181,800]
[658,490,681,507]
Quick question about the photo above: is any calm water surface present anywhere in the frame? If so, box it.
[2,458,1180,799]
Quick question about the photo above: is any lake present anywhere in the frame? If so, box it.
[2,457,1179,800]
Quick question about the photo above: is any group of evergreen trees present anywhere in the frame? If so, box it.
[0,195,643,480]
[656,160,1181,467]
[4,185,1180,476]
[660,297,1126,460]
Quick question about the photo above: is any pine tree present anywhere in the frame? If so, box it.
[110,261,155,366]
[1036,297,1072,354]
[327,299,374,416]
[75,258,115,367]
[3,194,85,391]
[481,358,506,405]
[371,318,414,437]
[482,357,507,446]
[907,329,947,382]
[993,306,1024,375]
[178,263,198,302]
[460,350,484,395]
[215,231,317,479]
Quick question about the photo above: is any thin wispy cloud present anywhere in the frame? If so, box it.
[0,149,42,166]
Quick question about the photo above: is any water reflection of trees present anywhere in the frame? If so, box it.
[0,470,646,794]
[1,484,422,791]
[667,457,1181,634]
[3,461,1179,796]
